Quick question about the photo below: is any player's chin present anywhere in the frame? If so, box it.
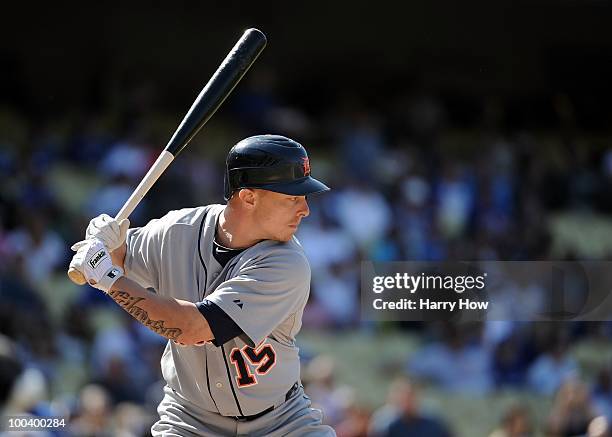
[276,226,298,242]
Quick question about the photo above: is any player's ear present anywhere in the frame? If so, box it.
[238,189,257,208]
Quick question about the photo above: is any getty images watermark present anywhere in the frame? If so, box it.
[361,261,612,322]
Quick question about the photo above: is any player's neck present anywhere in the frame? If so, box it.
[217,206,262,249]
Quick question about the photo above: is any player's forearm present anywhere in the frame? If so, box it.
[108,276,214,345]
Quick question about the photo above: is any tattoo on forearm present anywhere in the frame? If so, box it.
[109,289,183,341]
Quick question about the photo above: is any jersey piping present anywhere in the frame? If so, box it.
[221,343,245,416]
[196,206,244,416]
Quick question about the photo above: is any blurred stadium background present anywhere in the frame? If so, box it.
[2,2,612,436]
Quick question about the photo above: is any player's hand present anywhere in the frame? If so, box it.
[70,239,124,293]
[85,214,130,251]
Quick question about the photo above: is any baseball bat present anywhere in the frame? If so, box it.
[68,28,267,284]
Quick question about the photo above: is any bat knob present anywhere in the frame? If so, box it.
[67,267,87,285]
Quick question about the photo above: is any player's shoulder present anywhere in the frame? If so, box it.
[256,236,306,258]
[247,236,310,275]
[139,205,222,240]
[154,204,222,228]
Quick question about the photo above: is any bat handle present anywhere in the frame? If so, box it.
[66,151,175,285]
[68,267,87,285]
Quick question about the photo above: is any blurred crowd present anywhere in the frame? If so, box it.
[1,69,612,436]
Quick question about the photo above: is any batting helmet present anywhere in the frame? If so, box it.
[224,135,330,200]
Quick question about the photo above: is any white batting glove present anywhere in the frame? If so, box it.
[85,214,130,251]
[70,239,124,293]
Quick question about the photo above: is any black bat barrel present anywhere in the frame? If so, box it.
[164,28,267,156]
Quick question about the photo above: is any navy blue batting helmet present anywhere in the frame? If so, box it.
[223,135,330,200]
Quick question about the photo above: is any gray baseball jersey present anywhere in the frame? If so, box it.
[124,204,311,418]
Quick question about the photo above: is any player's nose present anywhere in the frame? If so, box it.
[298,197,309,218]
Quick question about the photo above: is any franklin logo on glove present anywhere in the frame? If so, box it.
[70,239,124,293]
[88,249,107,269]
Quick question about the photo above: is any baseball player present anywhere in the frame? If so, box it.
[69,135,336,436]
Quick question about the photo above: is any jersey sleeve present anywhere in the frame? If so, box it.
[204,248,311,347]
[123,215,168,291]
[196,300,244,346]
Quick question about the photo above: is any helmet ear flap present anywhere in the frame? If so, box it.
[223,172,231,201]
[224,168,243,201]
[238,171,248,185]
